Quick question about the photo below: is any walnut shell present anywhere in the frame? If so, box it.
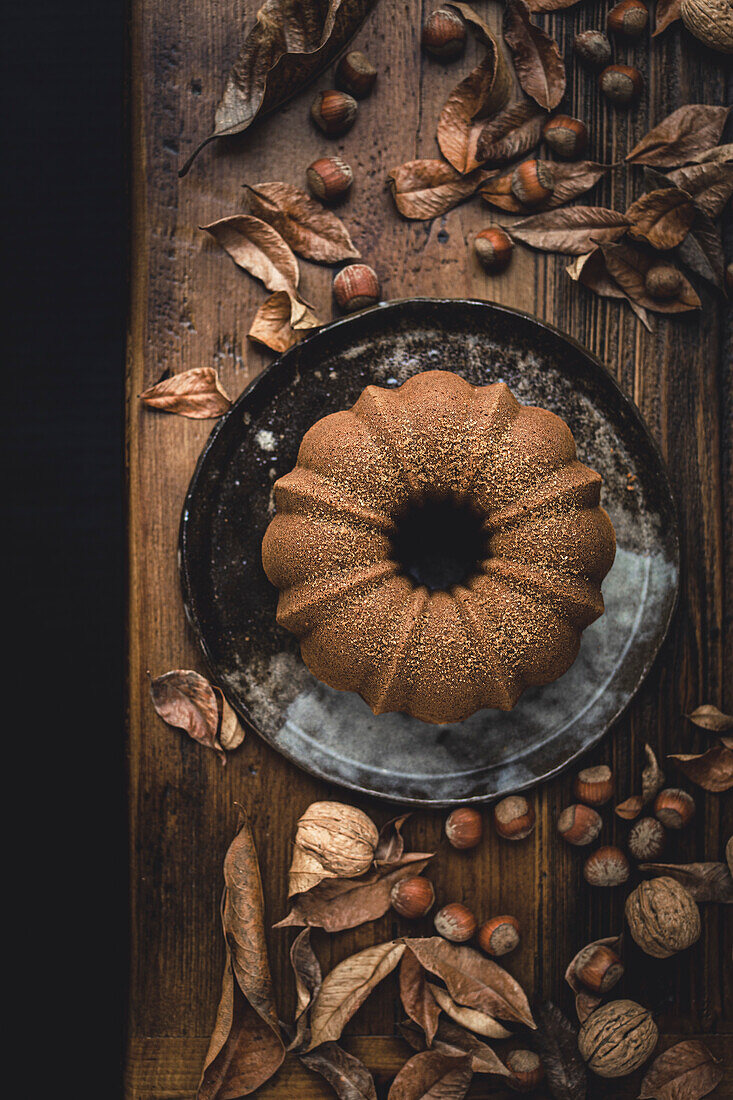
[680,0,733,52]
[288,801,379,895]
[625,876,701,957]
[578,999,658,1077]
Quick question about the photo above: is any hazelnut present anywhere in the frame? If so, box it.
[421,7,467,59]
[474,227,514,273]
[504,1050,545,1092]
[542,115,589,159]
[390,875,435,918]
[578,1000,658,1077]
[574,764,614,806]
[574,29,612,70]
[583,845,630,887]
[599,64,644,107]
[625,876,701,957]
[333,264,381,312]
[477,915,520,956]
[310,89,357,136]
[493,795,536,840]
[335,50,377,99]
[306,156,353,203]
[434,902,477,942]
[628,817,666,861]
[654,788,695,829]
[445,807,483,849]
[644,262,683,301]
[511,159,555,208]
[607,0,649,37]
[573,943,624,993]
[557,804,603,846]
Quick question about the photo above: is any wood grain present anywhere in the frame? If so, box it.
[127,0,732,1094]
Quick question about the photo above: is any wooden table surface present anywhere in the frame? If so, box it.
[126,0,732,1095]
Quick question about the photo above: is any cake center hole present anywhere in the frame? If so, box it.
[391,498,487,591]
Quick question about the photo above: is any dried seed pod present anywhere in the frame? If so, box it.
[654,788,695,829]
[421,7,467,59]
[625,876,701,957]
[434,902,477,942]
[333,264,381,312]
[574,765,614,806]
[505,1049,545,1092]
[607,0,649,38]
[335,50,377,98]
[644,262,684,301]
[599,64,644,107]
[445,807,483,849]
[390,875,436,918]
[289,801,379,894]
[578,1000,658,1077]
[583,845,630,887]
[477,915,520,956]
[511,160,555,208]
[542,115,589,159]
[628,817,666,861]
[306,156,353,202]
[474,227,514,273]
[494,795,536,840]
[557,804,603,846]
[574,943,624,994]
[574,29,612,70]
[680,0,733,53]
[310,89,358,136]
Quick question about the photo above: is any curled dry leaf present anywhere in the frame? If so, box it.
[400,949,441,1047]
[388,161,486,220]
[509,207,629,254]
[531,1002,588,1100]
[399,1019,511,1077]
[139,368,232,420]
[202,214,300,295]
[288,802,380,896]
[626,105,732,168]
[306,940,406,1050]
[665,161,733,219]
[638,862,733,903]
[387,1050,473,1100]
[642,744,665,804]
[503,0,566,111]
[677,210,726,290]
[375,814,411,866]
[181,0,377,174]
[600,240,701,313]
[564,936,621,995]
[213,687,246,752]
[575,992,601,1023]
[566,248,653,330]
[150,670,225,762]
[653,0,682,34]
[245,183,360,263]
[476,100,546,166]
[687,704,733,732]
[669,745,733,791]
[639,1039,723,1100]
[438,51,512,174]
[249,292,320,354]
[427,983,512,1038]
[300,1043,377,1100]
[626,187,697,250]
[615,795,643,820]
[289,927,322,1051]
[198,814,285,1098]
[481,161,608,213]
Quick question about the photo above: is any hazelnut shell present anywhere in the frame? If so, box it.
[654,788,695,829]
[607,0,649,38]
[627,817,666,861]
[574,765,614,806]
[493,795,536,840]
[445,807,483,849]
[390,875,435,918]
[557,804,603,846]
[574,29,612,70]
[574,943,624,994]
[306,156,353,202]
[583,845,630,887]
[542,115,588,159]
[511,159,555,207]
[335,51,377,98]
[434,902,477,942]
[477,915,520,956]
[421,7,467,58]
[599,64,644,107]
[505,1049,544,1091]
[625,876,701,957]
[333,264,380,312]
[474,227,513,273]
[310,89,357,136]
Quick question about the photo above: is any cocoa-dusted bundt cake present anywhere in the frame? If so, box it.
[262,370,616,724]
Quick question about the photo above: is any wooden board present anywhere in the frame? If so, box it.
[127,0,732,1094]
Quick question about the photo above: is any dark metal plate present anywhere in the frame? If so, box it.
[180,299,680,806]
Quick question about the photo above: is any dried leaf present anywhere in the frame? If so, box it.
[653,0,682,34]
[626,105,732,168]
[575,992,601,1023]
[509,207,629,253]
[399,1019,511,1077]
[642,744,665,804]
[665,161,733,218]
[300,1043,377,1100]
[139,368,232,420]
[669,745,733,792]
[212,688,246,752]
[245,183,360,263]
[476,100,546,166]
[525,0,582,8]
[503,0,566,111]
[427,983,512,1038]
[289,928,322,1051]
[150,670,225,762]
[248,292,319,354]
[404,937,535,1029]
[181,0,378,174]
[202,215,300,293]
[481,161,607,213]
[566,248,653,330]
[600,240,701,313]
[288,802,380,896]
[387,1050,473,1100]
[626,187,696,249]
[687,705,733,732]
[531,1002,588,1100]
[639,1040,723,1099]
[400,949,441,1047]
[615,795,643,820]
[306,940,406,1050]
[639,862,733,903]
[388,160,486,220]
[564,936,621,995]
[677,210,725,290]
[198,814,285,1098]
[375,814,411,865]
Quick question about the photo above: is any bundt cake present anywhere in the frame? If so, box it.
[261,370,616,724]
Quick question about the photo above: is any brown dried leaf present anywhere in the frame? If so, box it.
[665,161,733,218]
[289,928,322,1051]
[476,100,546,166]
[509,207,629,253]
[388,160,486,220]
[288,802,380,896]
[245,182,360,263]
[565,936,621,995]
[213,688,246,752]
[481,161,608,213]
[198,814,285,1098]
[669,745,733,792]
[639,1039,723,1099]
[300,1043,377,1100]
[687,704,733,732]
[575,992,601,1023]
[400,949,441,1047]
[405,937,535,1028]
[642,744,665,804]
[307,940,406,1050]
[525,0,582,8]
[677,210,725,291]
[653,0,682,34]
[399,1019,511,1077]
[202,214,300,293]
[503,0,566,111]
[427,983,512,1038]
[248,292,319,354]
[616,795,643,820]
[626,105,732,168]
[626,187,696,249]
[139,368,232,420]
[600,240,701,313]
[639,862,733,903]
[150,670,225,762]
[388,1050,473,1100]
[375,814,411,865]
[566,248,653,330]
[531,1002,588,1100]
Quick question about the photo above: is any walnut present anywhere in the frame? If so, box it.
[288,801,379,895]
[625,876,701,957]
[578,1000,658,1077]
[680,0,733,52]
